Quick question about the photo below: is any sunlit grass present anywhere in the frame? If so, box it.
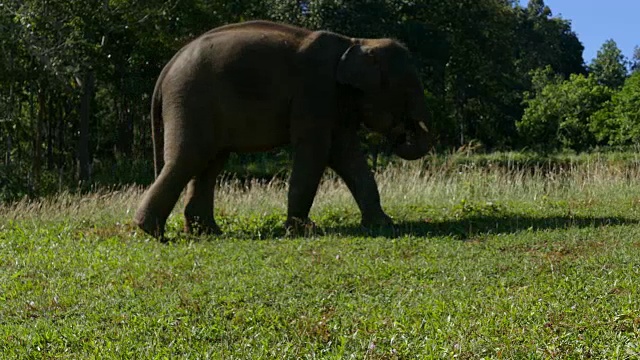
[1,153,640,358]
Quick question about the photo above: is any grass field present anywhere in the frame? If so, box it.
[2,154,640,358]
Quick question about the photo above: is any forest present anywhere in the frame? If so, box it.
[1,0,639,201]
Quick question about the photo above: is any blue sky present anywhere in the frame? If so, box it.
[543,0,639,64]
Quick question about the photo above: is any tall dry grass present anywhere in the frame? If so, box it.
[2,155,640,226]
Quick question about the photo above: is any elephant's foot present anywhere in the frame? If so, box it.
[134,210,166,241]
[284,217,318,237]
[184,216,222,236]
[361,212,394,228]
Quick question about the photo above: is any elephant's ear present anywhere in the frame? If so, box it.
[336,44,381,92]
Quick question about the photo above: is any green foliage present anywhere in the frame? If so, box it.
[518,69,614,151]
[519,39,636,153]
[2,158,640,357]
[589,39,628,89]
[515,0,586,78]
[632,45,640,74]
[591,72,640,145]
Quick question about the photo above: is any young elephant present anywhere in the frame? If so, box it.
[134,20,432,240]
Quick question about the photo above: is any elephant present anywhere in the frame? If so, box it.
[134,20,432,240]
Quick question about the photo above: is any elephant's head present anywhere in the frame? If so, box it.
[337,39,432,160]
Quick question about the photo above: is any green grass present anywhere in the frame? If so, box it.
[2,156,640,358]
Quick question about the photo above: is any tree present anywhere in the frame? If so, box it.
[518,70,613,151]
[590,39,628,89]
[591,72,640,145]
[631,45,640,73]
[514,0,586,78]
[390,0,585,149]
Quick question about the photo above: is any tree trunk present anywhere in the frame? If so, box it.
[5,83,14,167]
[32,88,46,189]
[116,92,133,156]
[28,91,39,192]
[16,102,23,165]
[4,132,11,167]
[78,71,95,183]
[47,94,55,170]
[59,98,71,171]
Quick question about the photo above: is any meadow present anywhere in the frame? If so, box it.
[1,153,640,358]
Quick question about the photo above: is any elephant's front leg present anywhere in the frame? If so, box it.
[328,131,393,227]
[285,133,331,233]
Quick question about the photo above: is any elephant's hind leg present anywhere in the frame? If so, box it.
[135,161,200,240]
[183,152,229,236]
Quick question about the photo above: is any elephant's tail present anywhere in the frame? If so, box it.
[151,77,164,179]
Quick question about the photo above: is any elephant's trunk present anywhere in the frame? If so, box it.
[391,89,432,160]
[392,120,431,160]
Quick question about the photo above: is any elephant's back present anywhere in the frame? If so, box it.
[163,22,305,95]
[159,22,304,151]
[199,20,311,40]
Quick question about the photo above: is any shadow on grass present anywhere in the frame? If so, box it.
[167,214,637,242]
[322,214,639,240]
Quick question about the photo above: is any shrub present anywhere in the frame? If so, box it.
[591,72,640,145]
[517,69,614,152]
